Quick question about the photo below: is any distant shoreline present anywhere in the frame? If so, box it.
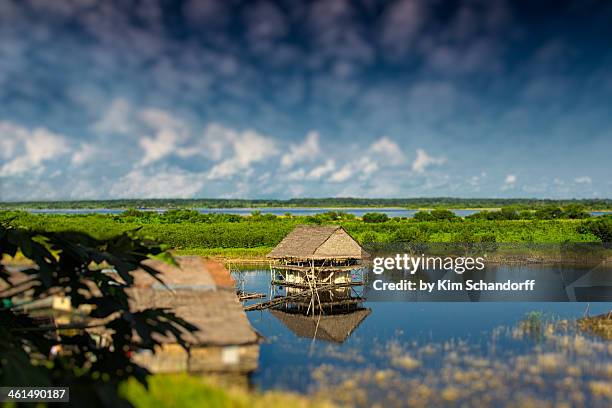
[2,206,612,214]
[1,199,612,212]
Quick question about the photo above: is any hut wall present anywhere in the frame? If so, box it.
[283,269,350,285]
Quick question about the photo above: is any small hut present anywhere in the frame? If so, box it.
[267,225,368,286]
[264,226,368,315]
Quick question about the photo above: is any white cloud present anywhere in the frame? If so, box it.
[501,174,517,190]
[0,121,70,176]
[71,143,97,166]
[329,157,378,183]
[468,172,487,187]
[92,98,133,135]
[307,159,335,179]
[574,176,592,184]
[197,123,238,161]
[138,108,190,166]
[359,157,378,179]
[329,164,353,183]
[281,131,320,168]
[411,148,446,173]
[207,128,278,179]
[109,167,205,198]
[286,168,306,181]
[139,128,182,166]
[93,100,196,167]
[370,136,404,165]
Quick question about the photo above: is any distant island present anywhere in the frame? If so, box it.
[1,197,611,210]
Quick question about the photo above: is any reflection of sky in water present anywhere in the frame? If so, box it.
[366,264,612,302]
[235,268,612,394]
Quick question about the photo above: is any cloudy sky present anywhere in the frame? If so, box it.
[1,0,611,201]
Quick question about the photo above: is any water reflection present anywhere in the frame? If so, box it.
[269,309,371,344]
[265,265,371,344]
[237,265,612,401]
[365,264,612,302]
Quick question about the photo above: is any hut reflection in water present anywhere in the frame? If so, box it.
[264,225,371,342]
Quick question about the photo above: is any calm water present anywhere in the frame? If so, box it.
[26,207,612,217]
[236,266,612,406]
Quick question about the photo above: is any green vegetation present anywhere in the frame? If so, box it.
[1,197,611,210]
[1,210,608,259]
[466,204,593,220]
[0,223,196,406]
[121,374,332,408]
[414,209,458,221]
[579,216,612,242]
[362,212,389,223]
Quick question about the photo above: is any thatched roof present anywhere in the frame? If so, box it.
[128,257,258,346]
[270,309,371,343]
[267,225,367,260]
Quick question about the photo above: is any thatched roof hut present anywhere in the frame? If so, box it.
[127,257,259,374]
[267,225,367,261]
[270,308,371,343]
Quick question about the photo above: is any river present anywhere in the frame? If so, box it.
[236,265,612,406]
[25,207,612,218]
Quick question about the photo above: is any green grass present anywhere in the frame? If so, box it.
[174,247,272,258]
[119,374,332,408]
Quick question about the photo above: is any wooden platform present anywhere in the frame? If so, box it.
[127,256,260,374]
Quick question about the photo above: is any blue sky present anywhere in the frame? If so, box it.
[1,0,611,200]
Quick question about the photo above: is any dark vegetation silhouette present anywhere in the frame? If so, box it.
[0,223,196,407]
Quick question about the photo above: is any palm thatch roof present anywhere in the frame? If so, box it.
[267,225,367,260]
[269,308,371,343]
[128,257,259,346]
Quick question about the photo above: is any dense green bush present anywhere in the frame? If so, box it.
[562,204,591,219]
[430,209,458,220]
[0,211,602,252]
[579,216,612,242]
[362,212,389,223]
[413,211,434,221]
[467,207,519,220]
[534,206,563,219]
[413,209,458,221]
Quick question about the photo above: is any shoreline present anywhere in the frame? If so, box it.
[3,206,612,212]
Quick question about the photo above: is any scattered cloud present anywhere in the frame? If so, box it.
[329,157,378,183]
[207,128,278,179]
[502,174,517,190]
[370,137,404,165]
[0,1,610,199]
[92,98,133,135]
[411,149,446,173]
[574,176,592,184]
[281,131,320,168]
[308,159,336,180]
[71,143,97,166]
[109,167,205,198]
[329,164,354,183]
[138,108,190,166]
[0,121,70,176]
